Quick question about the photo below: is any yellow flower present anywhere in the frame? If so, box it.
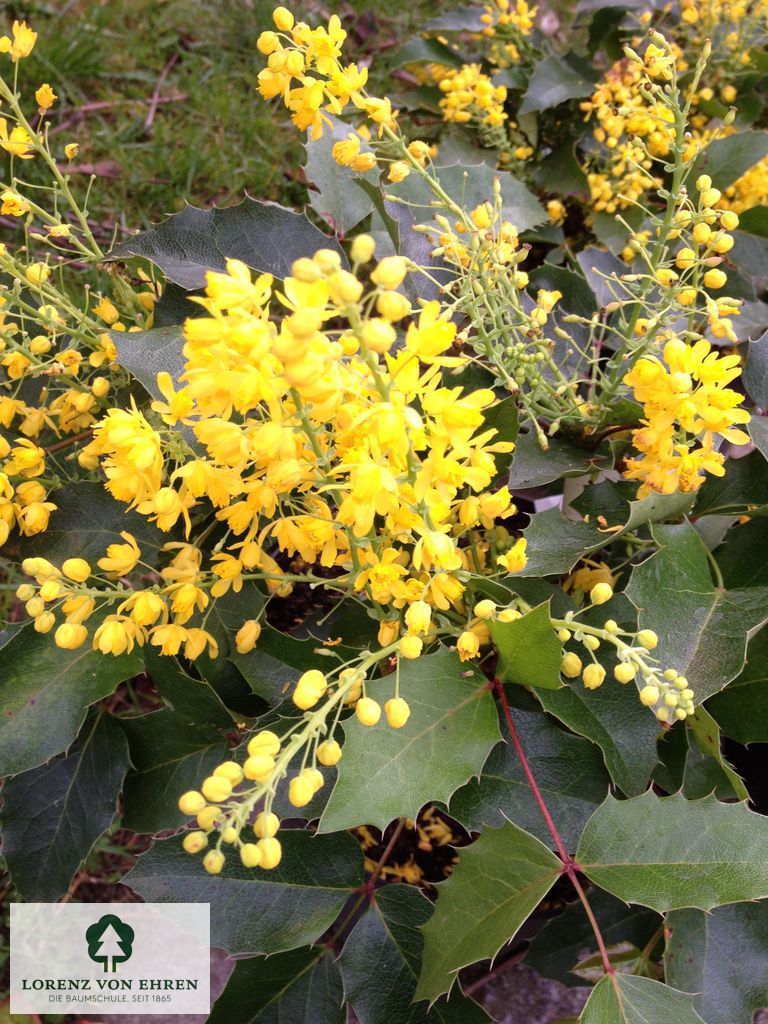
[0,190,30,216]
[64,142,79,160]
[0,21,37,62]
[35,83,57,110]
[0,118,34,159]
[497,537,527,574]
[98,532,141,577]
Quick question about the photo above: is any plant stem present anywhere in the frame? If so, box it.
[493,679,615,976]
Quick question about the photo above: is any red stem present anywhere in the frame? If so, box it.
[493,679,615,976]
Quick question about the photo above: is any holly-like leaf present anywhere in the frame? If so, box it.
[0,713,130,901]
[693,450,768,516]
[579,975,706,1024]
[525,889,659,987]
[537,678,660,796]
[626,522,768,701]
[0,623,142,776]
[508,432,609,490]
[9,480,168,565]
[120,652,234,834]
[665,903,768,1024]
[491,602,563,689]
[706,626,768,744]
[519,56,595,115]
[450,708,609,848]
[112,324,185,399]
[339,885,489,1024]
[106,198,345,289]
[691,130,768,190]
[304,117,379,236]
[415,820,561,1003]
[743,328,768,408]
[576,791,768,912]
[124,830,363,955]
[318,650,500,833]
[208,947,345,1024]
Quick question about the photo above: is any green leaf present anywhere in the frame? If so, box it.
[579,975,706,1024]
[508,432,608,490]
[665,904,768,1024]
[525,889,659,987]
[537,683,661,796]
[693,449,768,516]
[450,708,609,848]
[691,130,768,190]
[714,516,768,588]
[415,820,560,1003]
[532,142,588,199]
[112,324,185,400]
[318,650,500,833]
[388,162,546,235]
[106,198,345,289]
[743,328,768,408]
[339,885,489,1024]
[0,623,142,776]
[124,830,363,954]
[491,602,562,690]
[208,947,344,1024]
[304,117,379,236]
[519,56,595,115]
[120,651,234,833]
[8,480,168,565]
[749,415,768,463]
[576,791,768,912]
[0,713,130,900]
[706,626,768,743]
[685,706,748,801]
[625,521,768,701]
[231,625,334,705]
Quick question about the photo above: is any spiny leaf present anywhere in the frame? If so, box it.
[579,974,706,1024]
[626,522,768,701]
[491,602,563,690]
[318,649,500,834]
[415,820,560,1003]
[576,791,768,912]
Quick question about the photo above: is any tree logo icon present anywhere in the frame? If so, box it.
[85,914,135,973]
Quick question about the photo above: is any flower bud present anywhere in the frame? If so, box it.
[582,664,606,690]
[583,635,600,652]
[293,669,327,710]
[178,790,207,816]
[62,557,91,582]
[399,635,423,659]
[221,826,238,844]
[614,663,637,684]
[561,652,582,678]
[288,774,315,808]
[182,831,208,854]
[254,812,280,839]
[317,739,343,766]
[240,843,262,868]
[356,697,381,726]
[236,619,262,654]
[473,599,497,620]
[590,582,613,605]
[201,776,232,803]
[350,234,376,264]
[371,256,408,290]
[257,837,282,869]
[247,730,281,758]
[639,684,660,706]
[385,697,411,729]
[272,6,295,31]
[243,753,275,782]
[203,850,225,875]
[637,629,658,650]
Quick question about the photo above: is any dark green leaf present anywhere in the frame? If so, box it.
[526,889,659,987]
[577,791,768,911]
[743,329,768,408]
[304,117,379,236]
[208,947,345,1024]
[450,708,609,848]
[626,522,768,701]
[0,624,142,776]
[491,602,563,689]
[318,650,500,833]
[106,198,345,289]
[537,682,660,796]
[124,830,363,954]
[0,714,130,900]
[519,56,595,115]
[508,432,608,490]
[706,626,768,744]
[691,130,768,190]
[694,449,768,516]
[112,324,185,399]
[415,820,561,1003]
[665,904,768,1024]
[340,885,489,1024]
[579,974,705,1024]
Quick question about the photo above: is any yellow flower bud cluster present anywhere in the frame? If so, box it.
[555,591,695,720]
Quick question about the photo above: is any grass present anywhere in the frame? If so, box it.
[6,0,443,236]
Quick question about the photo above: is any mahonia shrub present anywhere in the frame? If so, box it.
[2,3,768,1022]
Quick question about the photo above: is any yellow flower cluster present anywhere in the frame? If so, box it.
[257,7,393,140]
[624,336,749,496]
[437,64,508,129]
[31,244,519,661]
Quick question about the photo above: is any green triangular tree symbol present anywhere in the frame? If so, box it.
[86,914,135,973]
